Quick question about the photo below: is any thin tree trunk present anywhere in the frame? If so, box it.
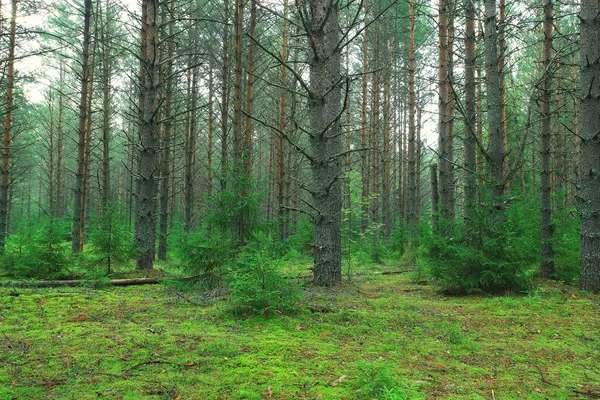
[57,62,65,218]
[431,164,439,235]
[484,0,506,229]
[539,0,555,278]
[464,0,477,241]
[71,0,92,255]
[158,0,174,261]
[382,40,392,239]
[578,0,600,292]
[220,0,230,192]
[360,5,369,234]
[0,0,16,254]
[277,0,288,241]
[184,65,198,233]
[407,0,417,237]
[135,0,159,269]
[101,0,112,211]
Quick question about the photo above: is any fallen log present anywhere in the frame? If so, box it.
[0,277,160,288]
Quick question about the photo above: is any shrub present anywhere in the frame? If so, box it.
[227,243,303,317]
[176,229,235,288]
[429,197,537,294]
[2,219,69,279]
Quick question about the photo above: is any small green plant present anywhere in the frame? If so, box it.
[355,361,423,399]
[2,218,69,279]
[88,204,135,275]
[176,229,234,288]
[227,243,303,317]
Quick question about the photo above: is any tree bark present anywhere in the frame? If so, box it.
[539,0,555,278]
[71,0,92,255]
[305,0,343,286]
[158,0,174,261]
[578,0,600,292]
[277,0,288,241]
[464,0,477,241]
[407,0,418,237]
[135,0,159,270]
[0,0,16,255]
[484,0,506,229]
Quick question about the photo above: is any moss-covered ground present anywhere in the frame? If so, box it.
[1,271,599,399]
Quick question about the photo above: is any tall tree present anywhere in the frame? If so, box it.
[463,0,477,241]
[302,0,343,286]
[539,0,555,278]
[484,0,506,229]
[578,0,600,292]
[71,0,92,255]
[406,0,418,236]
[135,0,159,269]
[0,0,17,255]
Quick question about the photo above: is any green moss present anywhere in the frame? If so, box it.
[0,275,598,399]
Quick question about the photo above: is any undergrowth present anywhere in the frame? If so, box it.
[1,273,598,399]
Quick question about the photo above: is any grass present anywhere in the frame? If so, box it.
[1,271,599,399]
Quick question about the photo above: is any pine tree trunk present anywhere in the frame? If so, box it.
[0,0,16,254]
[539,0,555,278]
[484,0,506,229]
[56,62,65,218]
[407,0,418,237]
[71,0,92,255]
[464,0,477,241]
[184,64,198,234]
[306,0,342,287]
[220,0,230,193]
[360,7,369,234]
[101,0,112,211]
[578,0,600,292]
[158,0,174,261]
[135,0,159,270]
[277,0,288,242]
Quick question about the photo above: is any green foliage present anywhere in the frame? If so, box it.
[176,228,235,288]
[1,219,69,279]
[428,197,538,294]
[87,204,136,275]
[227,241,303,317]
[355,361,424,399]
[553,205,580,283]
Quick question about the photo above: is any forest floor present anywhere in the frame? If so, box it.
[0,265,599,399]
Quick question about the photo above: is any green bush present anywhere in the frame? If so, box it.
[176,229,234,288]
[429,197,537,294]
[2,219,69,279]
[87,205,136,274]
[355,361,424,399]
[227,243,303,317]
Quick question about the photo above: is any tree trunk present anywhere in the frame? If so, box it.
[464,0,477,241]
[382,40,392,239]
[71,0,92,255]
[437,0,453,232]
[484,0,506,229]
[277,0,288,241]
[56,61,65,218]
[360,6,369,234]
[578,0,600,293]
[158,0,174,261]
[539,0,555,278]
[0,0,16,254]
[306,0,342,287]
[101,0,112,211]
[407,0,418,237]
[135,0,159,270]
[184,65,198,233]
[431,164,439,235]
[220,0,230,192]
